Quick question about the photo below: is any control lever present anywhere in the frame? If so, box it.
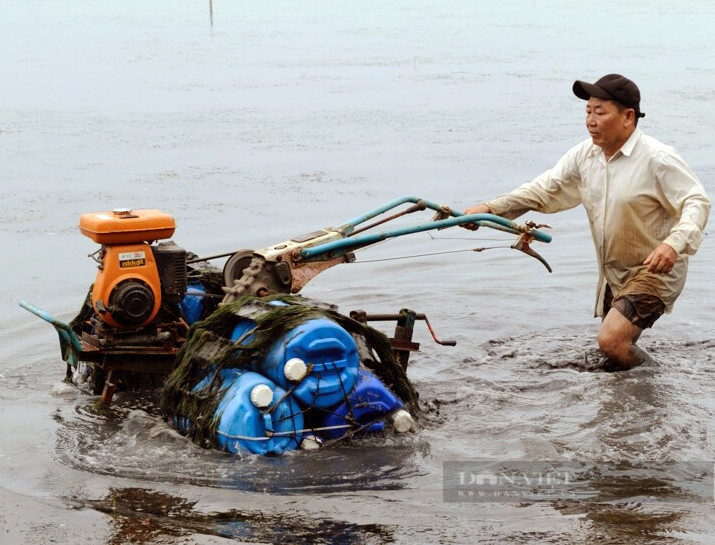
[511,221,553,272]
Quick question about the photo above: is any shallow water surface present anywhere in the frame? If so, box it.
[2,1,715,543]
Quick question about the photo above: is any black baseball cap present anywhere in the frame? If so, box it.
[573,74,645,118]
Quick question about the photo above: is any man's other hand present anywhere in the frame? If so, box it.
[460,204,491,231]
[643,243,677,274]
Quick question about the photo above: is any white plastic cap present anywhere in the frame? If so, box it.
[300,435,322,450]
[391,409,414,433]
[284,357,308,382]
[250,384,273,408]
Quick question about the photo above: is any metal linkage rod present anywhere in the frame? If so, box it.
[301,212,551,260]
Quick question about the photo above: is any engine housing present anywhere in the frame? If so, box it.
[80,209,186,328]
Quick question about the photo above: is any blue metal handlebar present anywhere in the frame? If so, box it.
[302,196,551,260]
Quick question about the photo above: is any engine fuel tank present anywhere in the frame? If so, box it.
[80,209,175,244]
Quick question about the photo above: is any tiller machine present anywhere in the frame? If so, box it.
[21,196,552,454]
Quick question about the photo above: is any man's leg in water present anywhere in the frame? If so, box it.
[597,308,652,369]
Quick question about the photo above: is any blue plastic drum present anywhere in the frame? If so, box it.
[320,367,406,440]
[179,279,206,325]
[176,368,304,455]
[231,316,359,409]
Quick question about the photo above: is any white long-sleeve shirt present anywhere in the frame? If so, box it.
[486,128,711,315]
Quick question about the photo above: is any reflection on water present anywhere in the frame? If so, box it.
[3,0,715,542]
[87,487,395,544]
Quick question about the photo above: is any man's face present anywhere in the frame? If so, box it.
[585,97,633,155]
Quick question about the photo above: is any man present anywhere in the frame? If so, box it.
[463,74,710,370]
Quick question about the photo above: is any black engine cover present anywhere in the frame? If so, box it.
[152,241,187,303]
[109,280,155,326]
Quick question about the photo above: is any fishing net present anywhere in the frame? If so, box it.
[69,287,94,335]
[159,293,420,449]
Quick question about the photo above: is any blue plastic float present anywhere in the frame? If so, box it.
[176,368,305,455]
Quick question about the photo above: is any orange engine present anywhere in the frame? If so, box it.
[79,209,186,328]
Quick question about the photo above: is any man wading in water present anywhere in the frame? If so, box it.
[463,74,710,370]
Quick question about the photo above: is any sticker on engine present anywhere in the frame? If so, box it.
[118,251,146,268]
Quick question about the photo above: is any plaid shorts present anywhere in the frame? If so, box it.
[603,285,665,330]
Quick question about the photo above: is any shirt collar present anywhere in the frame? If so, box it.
[588,127,642,159]
[618,128,642,157]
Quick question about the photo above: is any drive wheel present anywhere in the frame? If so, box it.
[222,249,256,288]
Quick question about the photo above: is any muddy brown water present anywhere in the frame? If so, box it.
[2,1,715,543]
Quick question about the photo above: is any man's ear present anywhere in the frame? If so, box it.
[625,108,636,126]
